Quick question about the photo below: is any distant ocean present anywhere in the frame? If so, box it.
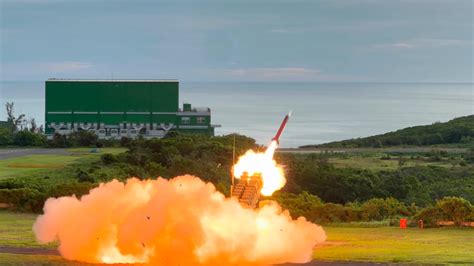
[0,81,472,148]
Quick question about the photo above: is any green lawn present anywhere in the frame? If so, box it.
[0,211,56,248]
[315,226,474,264]
[0,155,85,180]
[0,254,83,265]
[0,148,126,180]
[1,211,473,265]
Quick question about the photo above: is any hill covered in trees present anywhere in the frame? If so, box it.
[302,115,474,148]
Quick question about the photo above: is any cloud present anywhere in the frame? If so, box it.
[225,67,322,80]
[269,20,416,34]
[42,61,94,72]
[269,28,303,34]
[373,38,472,49]
[196,67,371,82]
[1,0,85,3]
[270,29,292,33]
[0,61,96,80]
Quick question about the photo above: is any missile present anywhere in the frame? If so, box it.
[272,111,291,144]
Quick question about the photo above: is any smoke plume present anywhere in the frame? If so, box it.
[34,175,326,265]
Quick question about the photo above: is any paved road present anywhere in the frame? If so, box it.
[0,148,72,160]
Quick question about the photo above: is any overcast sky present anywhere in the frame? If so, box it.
[1,0,473,82]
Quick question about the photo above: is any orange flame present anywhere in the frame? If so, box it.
[33,176,326,265]
[233,140,286,196]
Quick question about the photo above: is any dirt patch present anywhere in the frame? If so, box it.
[0,203,13,208]
[0,246,59,256]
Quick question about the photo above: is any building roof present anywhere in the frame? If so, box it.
[47,78,178,82]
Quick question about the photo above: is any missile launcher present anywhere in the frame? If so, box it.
[232,112,291,208]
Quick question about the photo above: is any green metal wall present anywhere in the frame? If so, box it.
[46,81,178,112]
[45,80,179,132]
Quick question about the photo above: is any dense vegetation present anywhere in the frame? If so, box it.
[270,193,473,227]
[302,115,474,148]
[0,128,118,148]
[0,102,46,146]
[278,152,474,206]
[0,133,472,226]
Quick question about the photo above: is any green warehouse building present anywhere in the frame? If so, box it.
[45,79,219,139]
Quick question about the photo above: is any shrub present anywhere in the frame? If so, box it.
[414,205,444,227]
[68,131,98,147]
[344,202,362,222]
[120,137,132,147]
[0,188,46,212]
[144,162,168,178]
[101,153,117,165]
[96,138,117,147]
[270,191,323,219]
[76,170,95,183]
[0,128,13,145]
[49,133,68,147]
[413,197,473,227]
[360,198,409,221]
[436,196,473,226]
[310,203,346,223]
[12,130,46,146]
[47,182,95,199]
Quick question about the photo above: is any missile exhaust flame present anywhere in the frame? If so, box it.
[232,140,285,197]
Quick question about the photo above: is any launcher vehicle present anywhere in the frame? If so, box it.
[231,112,291,208]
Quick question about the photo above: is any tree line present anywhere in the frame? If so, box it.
[270,193,473,227]
[302,115,474,148]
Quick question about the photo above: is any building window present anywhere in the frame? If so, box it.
[181,117,190,124]
[197,116,206,124]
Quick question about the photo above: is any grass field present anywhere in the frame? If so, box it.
[0,148,126,180]
[0,211,97,265]
[0,254,81,265]
[328,154,460,170]
[0,212,55,248]
[0,211,472,265]
[328,156,456,170]
[315,226,474,264]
